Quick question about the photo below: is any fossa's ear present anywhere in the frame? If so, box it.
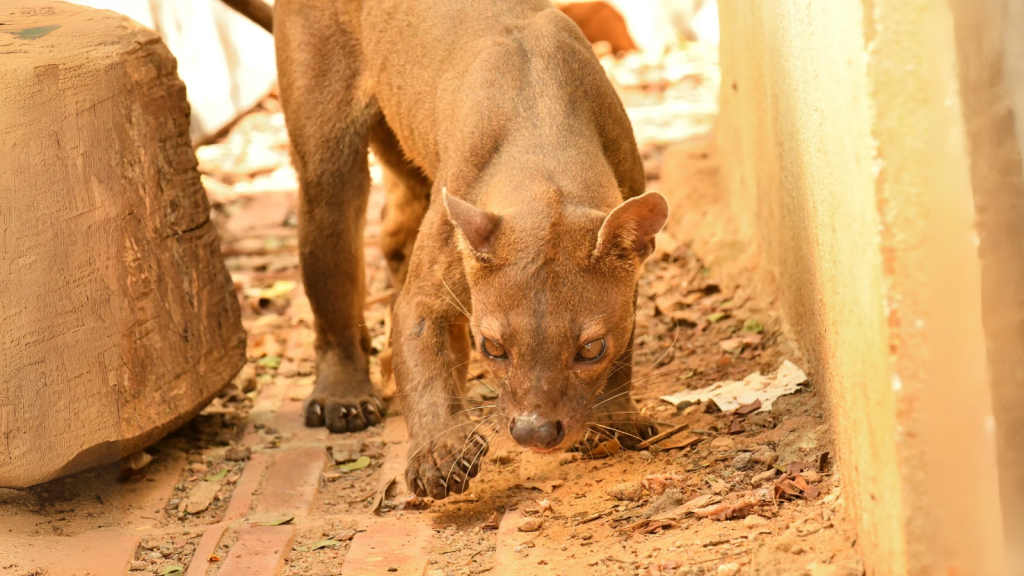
[594,192,669,262]
[443,188,501,256]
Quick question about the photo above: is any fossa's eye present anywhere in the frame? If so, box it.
[481,338,507,360]
[576,338,606,362]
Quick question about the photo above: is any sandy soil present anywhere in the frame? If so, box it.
[0,41,863,576]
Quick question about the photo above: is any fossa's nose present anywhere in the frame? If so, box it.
[509,414,565,451]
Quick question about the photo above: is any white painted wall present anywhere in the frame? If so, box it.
[68,0,277,143]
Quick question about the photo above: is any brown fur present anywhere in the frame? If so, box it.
[274,0,667,499]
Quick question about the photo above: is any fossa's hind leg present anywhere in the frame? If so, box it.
[370,118,431,290]
[276,0,383,432]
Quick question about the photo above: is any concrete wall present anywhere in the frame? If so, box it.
[716,0,1019,573]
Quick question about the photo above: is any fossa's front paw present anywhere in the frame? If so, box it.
[304,392,384,433]
[406,430,489,500]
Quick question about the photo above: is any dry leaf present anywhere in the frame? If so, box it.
[774,479,802,500]
[335,529,357,542]
[585,438,621,459]
[707,476,729,494]
[661,360,807,412]
[692,498,757,521]
[258,516,294,526]
[642,474,686,495]
[523,480,564,494]
[338,456,371,471]
[482,511,502,530]
[736,399,762,415]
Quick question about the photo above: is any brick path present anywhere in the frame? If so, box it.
[0,374,451,576]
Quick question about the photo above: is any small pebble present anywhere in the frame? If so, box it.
[742,514,767,527]
[225,446,251,461]
[517,517,543,532]
[607,481,643,502]
[129,560,148,571]
[751,448,778,466]
[147,551,163,561]
[732,452,752,471]
[159,542,174,557]
[802,470,821,483]
[717,563,740,576]
[189,462,208,474]
[751,470,776,487]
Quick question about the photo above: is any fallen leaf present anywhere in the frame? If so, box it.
[185,481,221,514]
[641,474,686,495]
[205,469,228,482]
[249,333,283,358]
[786,461,814,475]
[707,476,729,494]
[706,311,726,323]
[334,529,357,541]
[258,516,295,526]
[257,355,282,369]
[160,566,184,576]
[245,280,296,300]
[803,484,821,500]
[585,438,621,459]
[632,519,679,536]
[774,479,802,500]
[658,434,701,451]
[338,456,371,471]
[522,480,564,494]
[735,400,762,415]
[482,511,502,530]
[207,555,221,562]
[742,318,764,334]
[660,360,807,412]
[296,539,340,552]
[692,498,757,521]
[718,338,743,353]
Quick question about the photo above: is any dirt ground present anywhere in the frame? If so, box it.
[0,42,863,576]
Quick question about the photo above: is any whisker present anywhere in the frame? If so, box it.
[590,423,642,443]
[442,416,497,490]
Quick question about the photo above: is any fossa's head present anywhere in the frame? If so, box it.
[443,188,668,452]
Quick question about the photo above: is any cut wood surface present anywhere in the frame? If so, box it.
[0,1,246,488]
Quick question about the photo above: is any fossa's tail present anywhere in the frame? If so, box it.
[220,0,273,34]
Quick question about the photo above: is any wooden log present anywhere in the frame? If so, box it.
[0,1,247,488]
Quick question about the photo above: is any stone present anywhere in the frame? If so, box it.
[732,452,753,471]
[516,517,544,532]
[751,448,778,466]
[607,481,643,501]
[644,489,688,518]
[743,514,767,526]
[226,446,252,461]
[717,563,740,576]
[751,470,777,487]
[331,439,364,464]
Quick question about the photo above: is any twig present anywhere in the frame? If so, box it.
[635,422,688,450]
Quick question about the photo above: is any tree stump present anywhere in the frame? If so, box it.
[0,1,247,488]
